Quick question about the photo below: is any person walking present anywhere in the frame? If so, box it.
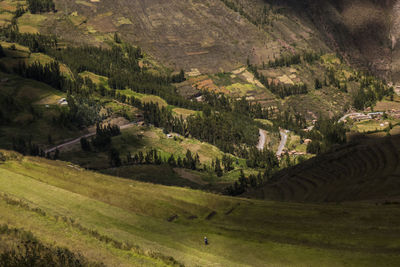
[204,236,208,245]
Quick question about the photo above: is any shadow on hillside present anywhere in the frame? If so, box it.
[247,134,400,203]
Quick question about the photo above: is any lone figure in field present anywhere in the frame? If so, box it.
[204,236,208,245]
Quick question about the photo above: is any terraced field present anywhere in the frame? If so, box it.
[248,135,400,202]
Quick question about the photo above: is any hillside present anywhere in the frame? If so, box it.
[0,151,400,266]
[247,134,400,202]
[33,0,395,85]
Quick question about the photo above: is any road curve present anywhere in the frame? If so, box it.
[257,129,267,151]
[45,123,136,154]
[276,130,289,157]
[338,112,384,123]
[338,113,363,123]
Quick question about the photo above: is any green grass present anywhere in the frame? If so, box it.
[172,107,197,119]
[351,119,398,133]
[118,89,168,107]
[0,154,400,266]
[101,164,201,188]
[0,41,73,77]
[255,118,273,127]
[0,72,79,148]
[61,125,228,168]
[287,133,307,153]
[103,100,139,121]
[78,72,169,107]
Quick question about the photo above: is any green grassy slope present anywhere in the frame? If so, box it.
[0,151,400,266]
[247,135,400,203]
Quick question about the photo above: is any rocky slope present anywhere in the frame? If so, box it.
[45,0,400,83]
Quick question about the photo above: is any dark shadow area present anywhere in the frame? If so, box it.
[246,134,400,203]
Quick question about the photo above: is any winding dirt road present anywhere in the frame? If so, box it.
[45,123,136,154]
[276,130,289,157]
[257,128,289,157]
[257,129,267,150]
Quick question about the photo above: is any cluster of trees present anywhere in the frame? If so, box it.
[15,61,64,90]
[46,44,194,109]
[0,45,5,58]
[265,51,321,68]
[221,154,235,172]
[54,95,104,128]
[14,5,26,18]
[27,0,56,14]
[304,118,347,154]
[220,0,260,26]
[314,78,323,90]
[125,149,202,170]
[245,147,279,168]
[276,110,307,131]
[225,169,273,196]
[220,0,276,27]
[2,27,58,53]
[325,68,347,92]
[353,75,391,110]
[201,91,272,119]
[187,112,259,154]
[81,124,121,152]
[141,102,259,155]
[48,45,141,77]
[80,124,122,167]
[12,136,45,157]
[267,53,301,68]
[11,135,61,160]
[124,147,238,178]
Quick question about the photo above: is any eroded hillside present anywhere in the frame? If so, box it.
[42,0,331,74]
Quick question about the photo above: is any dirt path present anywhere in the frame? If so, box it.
[257,129,267,151]
[276,130,289,157]
[338,112,364,123]
[338,112,384,123]
[45,122,137,154]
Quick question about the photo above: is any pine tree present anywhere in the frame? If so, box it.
[0,45,5,58]
[215,158,223,177]
[114,32,122,43]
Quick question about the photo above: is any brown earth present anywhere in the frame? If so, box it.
[44,0,400,83]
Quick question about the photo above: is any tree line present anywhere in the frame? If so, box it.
[303,118,347,154]
[139,101,259,155]
[225,168,274,196]
[2,26,58,53]
[27,0,56,14]
[353,74,391,110]
[15,61,64,90]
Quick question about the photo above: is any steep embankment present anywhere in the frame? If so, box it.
[247,135,400,203]
[0,151,400,266]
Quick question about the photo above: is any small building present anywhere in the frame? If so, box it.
[57,98,68,106]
